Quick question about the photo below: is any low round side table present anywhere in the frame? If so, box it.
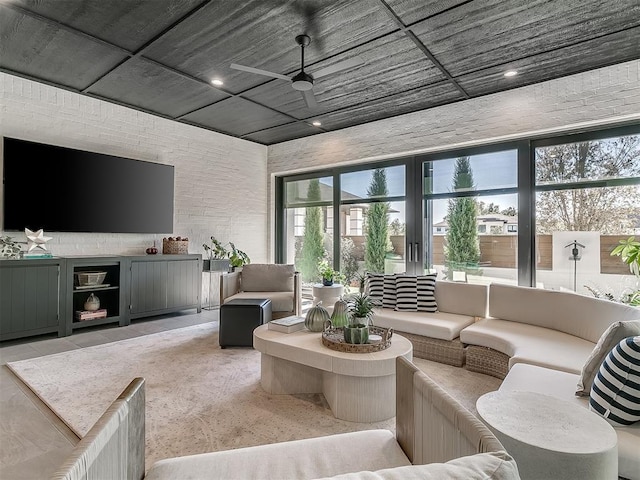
[476,390,618,480]
[312,283,344,312]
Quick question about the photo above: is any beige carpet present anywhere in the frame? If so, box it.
[7,322,500,468]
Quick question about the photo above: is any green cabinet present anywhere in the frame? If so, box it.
[0,258,65,341]
[128,255,201,319]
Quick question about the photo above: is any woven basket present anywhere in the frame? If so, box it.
[162,239,189,254]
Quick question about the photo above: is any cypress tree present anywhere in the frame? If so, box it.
[365,169,390,273]
[299,179,325,282]
[445,157,480,275]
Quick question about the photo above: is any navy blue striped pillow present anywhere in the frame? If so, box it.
[394,275,418,311]
[366,273,384,304]
[589,336,640,426]
[382,275,397,309]
[416,274,438,313]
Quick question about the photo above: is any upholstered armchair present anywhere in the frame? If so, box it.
[220,264,301,319]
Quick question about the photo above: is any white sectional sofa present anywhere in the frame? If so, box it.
[50,358,520,480]
[374,280,489,366]
[459,283,640,379]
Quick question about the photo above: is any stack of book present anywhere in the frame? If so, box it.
[268,315,306,333]
[75,309,107,321]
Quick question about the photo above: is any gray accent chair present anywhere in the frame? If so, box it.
[220,264,301,319]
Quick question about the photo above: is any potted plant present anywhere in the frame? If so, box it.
[318,258,336,286]
[229,242,250,271]
[202,236,230,272]
[344,292,378,344]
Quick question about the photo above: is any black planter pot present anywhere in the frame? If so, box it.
[322,278,334,286]
[203,259,230,272]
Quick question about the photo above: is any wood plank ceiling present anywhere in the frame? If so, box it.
[1,0,639,145]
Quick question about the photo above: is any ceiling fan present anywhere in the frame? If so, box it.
[230,34,364,110]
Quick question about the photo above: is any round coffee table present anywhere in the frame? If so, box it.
[476,390,618,480]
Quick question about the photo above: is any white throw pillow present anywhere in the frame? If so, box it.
[382,275,397,309]
[394,275,418,312]
[366,273,384,304]
[576,320,640,396]
[589,336,640,426]
[416,273,438,313]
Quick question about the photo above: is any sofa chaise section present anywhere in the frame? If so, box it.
[460,283,640,379]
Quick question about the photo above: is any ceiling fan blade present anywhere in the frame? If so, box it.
[311,56,364,79]
[302,89,318,109]
[230,63,290,81]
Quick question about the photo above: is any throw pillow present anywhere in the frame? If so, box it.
[417,273,438,313]
[589,336,640,426]
[576,320,640,396]
[382,274,397,309]
[394,275,418,311]
[366,273,384,304]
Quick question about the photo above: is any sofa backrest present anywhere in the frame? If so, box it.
[489,283,640,343]
[49,377,146,480]
[396,356,506,465]
[241,264,295,292]
[435,281,489,318]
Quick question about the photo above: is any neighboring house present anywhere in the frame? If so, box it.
[433,214,518,235]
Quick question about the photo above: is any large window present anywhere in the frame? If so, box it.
[423,150,519,285]
[534,132,640,299]
[276,125,640,306]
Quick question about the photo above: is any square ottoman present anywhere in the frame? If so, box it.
[219,298,272,348]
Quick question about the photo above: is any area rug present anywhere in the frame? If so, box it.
[7,322,500,468]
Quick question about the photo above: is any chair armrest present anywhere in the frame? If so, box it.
[294,271,301,316]
[220,271,242,304]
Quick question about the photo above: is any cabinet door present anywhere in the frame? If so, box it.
[0,264,59,338]
[130,260,168,314]
[167,259,199,309]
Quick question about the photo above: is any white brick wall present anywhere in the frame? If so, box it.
[0,73,269,262]
[266,60,640,257]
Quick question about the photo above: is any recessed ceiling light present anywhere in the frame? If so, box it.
[312,121,322,127]
[503,70,518,77]
[211,79,223,86]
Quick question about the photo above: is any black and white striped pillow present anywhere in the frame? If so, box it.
[365,273,384,304]
[382,274,397,309]
[417,274,438,313]
[589,336,640,426]
[394,275,418,311]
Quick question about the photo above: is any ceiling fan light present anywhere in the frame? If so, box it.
[292,71,314,91]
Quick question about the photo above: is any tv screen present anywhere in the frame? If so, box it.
[3,137,174,233]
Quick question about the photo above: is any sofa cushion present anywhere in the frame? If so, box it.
[501,363,640,480]
[374,308,474,341]
[590,336,640,426]
[488,284,640,343]
[576,320,640,396]
[435,281,488,318]
[311,451,520,480]
[459,318,594,373]
[226,291,292,312]
[395,275,417,311]
[144,429,411,480]
[241,264,294,292]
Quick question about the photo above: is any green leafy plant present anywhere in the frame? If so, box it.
[202,236,229,260]
[611,236,640,277]
[346,292,379,324]
[229,242,250,268]
[318,258,336,281]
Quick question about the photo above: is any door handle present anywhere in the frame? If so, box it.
[407,242,413,262]
[414,243,420,264]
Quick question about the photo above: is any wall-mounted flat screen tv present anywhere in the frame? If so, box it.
[3,137,174,233]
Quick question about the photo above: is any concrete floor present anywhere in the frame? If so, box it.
[0,309,218,480]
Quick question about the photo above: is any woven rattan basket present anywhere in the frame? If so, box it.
[162,238,189,254]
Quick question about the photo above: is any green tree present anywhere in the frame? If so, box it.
[445,157,480,275]
[389,219,405,235]
[365,169,390,273]
[298,179,325,282]
[536,136,640,234]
